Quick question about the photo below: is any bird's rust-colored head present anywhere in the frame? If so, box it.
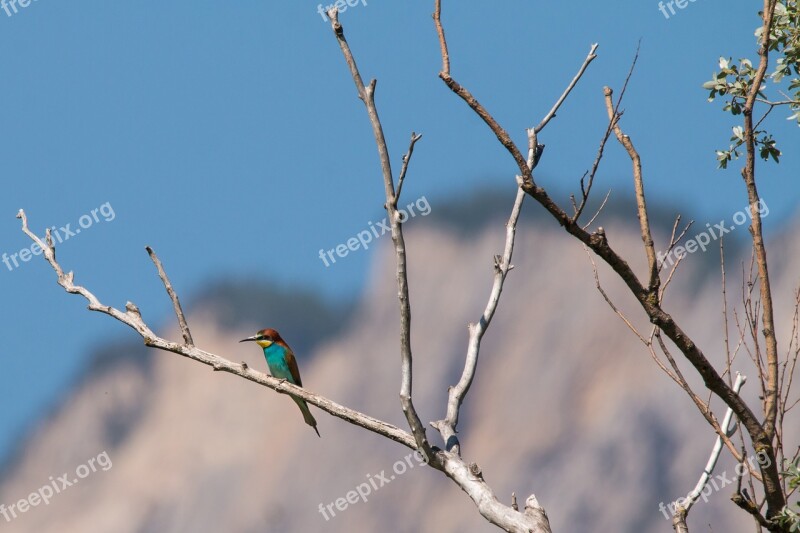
[239,328,285,349]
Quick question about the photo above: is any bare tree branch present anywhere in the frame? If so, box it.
[326,9,559,532]
[534,43,598,133]
[740,11,782,511]
[433,0,533,186]
[15,209,418,449]
[603,83,659,293]
[431,185,525,456]
[571,46,633,223]
[326,8,434,460]
[580,188,612,231]
[431,1,788,516]
[657,215,694,276]
[395,132,422,202]
[586,243,748,465]
[571,113,619,223]
[146,246,194,346]
[682,373,747,514]
[431,129,548,456]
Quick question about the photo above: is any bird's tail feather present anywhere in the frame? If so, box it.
[293,397,320,437]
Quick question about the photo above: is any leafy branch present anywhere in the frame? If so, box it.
[705,0,800,168]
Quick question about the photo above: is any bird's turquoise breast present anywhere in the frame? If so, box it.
[263,344,294,382]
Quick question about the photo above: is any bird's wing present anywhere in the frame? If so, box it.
[285,348,303,388]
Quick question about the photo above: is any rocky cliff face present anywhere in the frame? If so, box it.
[1,199,797,533]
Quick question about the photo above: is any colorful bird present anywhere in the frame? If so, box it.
[239,328,320,437]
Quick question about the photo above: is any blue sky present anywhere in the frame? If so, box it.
[1,1,798,464]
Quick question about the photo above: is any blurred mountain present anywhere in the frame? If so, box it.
[1,189,798,533]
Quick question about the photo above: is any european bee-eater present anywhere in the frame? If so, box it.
[240,328,320,437]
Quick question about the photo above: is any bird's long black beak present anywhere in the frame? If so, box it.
[239,335,258,343]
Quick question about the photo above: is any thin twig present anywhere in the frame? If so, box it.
[654,332,748,466]
[782,288,800,413]
[395,132,422,203]
[432,0,449,75]
[581,189,612,231]
[534,43,599,133]
[435,76,529,182]
[585,248,648,345]
[572,111,621,222]
[603,80,659,293]
[146,246,194,346]
[433,0,536,185]
[572,48,637,223]
[658,249,686,303]
[721,238,733,385]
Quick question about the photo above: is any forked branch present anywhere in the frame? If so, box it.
[326,7,554,532]
[432,0,786,520]
[326,8,434,461]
